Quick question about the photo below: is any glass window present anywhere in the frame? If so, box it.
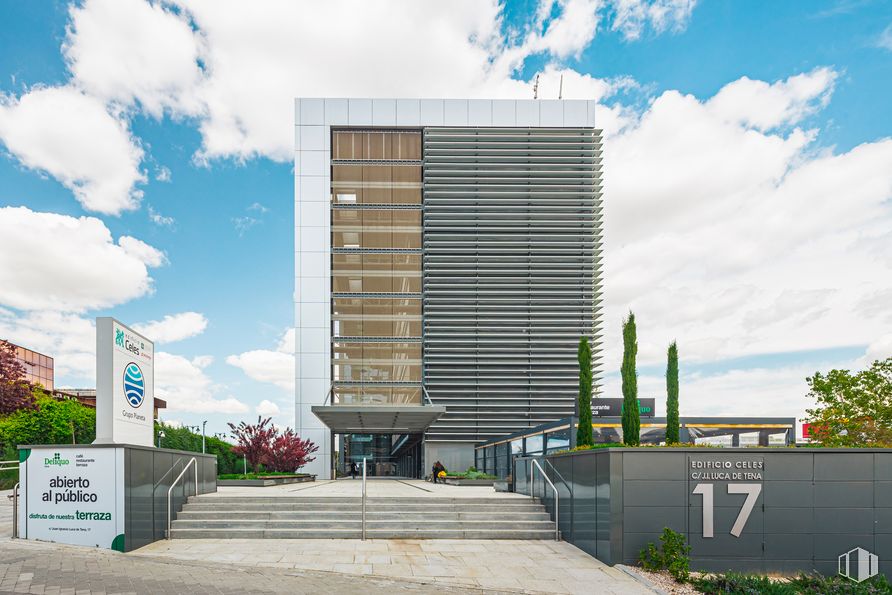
[392,363,421,382]
[363,343,393,362]
[525,434,544,454]
[332,209,361,228]
[391,210,421,229]
[510,439,523,455]
[361,362,392,382]
[363,166,392,203]
[332,342,363,362]
[392,387,421,404]
[392,342,421,361]
[546,428,570,453]
[332,362,362,382]
[392,230,421,249]
[333,231,361,249]
[361,385,392,405]
[397,133,421,160]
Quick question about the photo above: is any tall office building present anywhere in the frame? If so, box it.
[295,99,602,479]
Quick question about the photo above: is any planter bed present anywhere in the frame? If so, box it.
[217,475,314,487]
[443,478,495,486]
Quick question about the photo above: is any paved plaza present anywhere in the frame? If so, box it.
[205,478,529,498]
[1,481,655,594]
[0,539,484,594]
[138,537,651,594]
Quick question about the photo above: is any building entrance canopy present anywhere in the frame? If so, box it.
[312,405,446,434]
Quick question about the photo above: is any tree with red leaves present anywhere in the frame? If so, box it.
[265,428,318,473]
[227,416,277,472]
[0,340,36,415]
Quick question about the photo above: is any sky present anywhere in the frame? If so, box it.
[0,0,890,436]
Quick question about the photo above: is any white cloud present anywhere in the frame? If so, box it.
[133,312,208,344]
[118,235,167,267]
[63,0,204,117]
[155,352,249,414]
[612,0,697,41]
[256,399,281,416]
[147,205,175,227]
[0,207,165,312]
[155,166,172,182]
[60,0,686,163]
[0,310,95,383]
[862,334,892,366]
[877,22,892,51]
[601,69,892,368]
[226,328,294,391]
[0,86,145,215]
[707,68,837,131]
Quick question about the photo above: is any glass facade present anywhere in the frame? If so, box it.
[331,130,422,406]
[13,344,54,391]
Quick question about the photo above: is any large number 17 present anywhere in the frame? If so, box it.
[692,483,761,538]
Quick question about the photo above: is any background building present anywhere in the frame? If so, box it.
[295,99,602,479]
[6,341,54,391]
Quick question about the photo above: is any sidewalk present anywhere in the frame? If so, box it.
[0,538,493,594]
[207,478,529,499]
[137,538,653,594]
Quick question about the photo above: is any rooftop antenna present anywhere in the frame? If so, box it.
[533,74,539,100]
[558,74,563,99]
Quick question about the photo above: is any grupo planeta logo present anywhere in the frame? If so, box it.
[123,362,145,408]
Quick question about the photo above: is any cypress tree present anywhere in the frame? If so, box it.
[666,341,680,444]
[576,337,593,447]
[621,312,640,446]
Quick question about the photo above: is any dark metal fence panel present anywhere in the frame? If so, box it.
[536,448,892,578]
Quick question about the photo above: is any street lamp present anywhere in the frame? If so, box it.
[202,420,208,453]
[157,430,165,449]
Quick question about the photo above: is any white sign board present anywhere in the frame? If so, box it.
[95,317,154,447]
[20,447,125,550]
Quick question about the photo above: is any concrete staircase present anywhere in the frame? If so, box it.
[169,496,556,539]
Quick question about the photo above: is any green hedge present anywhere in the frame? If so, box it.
[155,423,241,475]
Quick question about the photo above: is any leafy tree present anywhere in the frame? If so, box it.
[0,389,94,447]
[576,337,594,447]
[0,340,36,415]
[228,416,277,472]
[155,422,242,474]
[805,357,892,447]
[265,428,318,472]
[666,341,680,444]
[621,312,640,446]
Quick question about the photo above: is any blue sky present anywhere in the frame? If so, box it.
[0,0,890,435]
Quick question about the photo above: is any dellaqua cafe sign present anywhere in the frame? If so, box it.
[94,317,154,447]
[18,447,125,550]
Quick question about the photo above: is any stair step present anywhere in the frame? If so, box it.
[170,528,556,540]
[172,520,554,530]
[176,511,552,521]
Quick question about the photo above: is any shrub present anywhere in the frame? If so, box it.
[694,572,892,594]
[638,527,691,582]
[0,390,95,448]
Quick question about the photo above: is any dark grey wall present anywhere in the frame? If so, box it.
[123,445,216,551]
[521,448,892,578]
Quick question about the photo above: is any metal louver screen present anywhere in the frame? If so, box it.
[422,126,603,442]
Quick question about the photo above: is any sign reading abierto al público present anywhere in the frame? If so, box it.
[20,447,125,550]
[94,317,154,447]
[689,455,764,539]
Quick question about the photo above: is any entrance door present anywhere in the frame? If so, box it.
[342,433,422,478]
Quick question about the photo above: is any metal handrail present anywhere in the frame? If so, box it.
[152,457,187,493]
[167,457,198,539]
[0,459,18,472]
[529,459,560,541]
[361,457,367,541]
[11,483,19,539]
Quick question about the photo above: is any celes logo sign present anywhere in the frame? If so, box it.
[43,452,70,467]
[123,362,145,408]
